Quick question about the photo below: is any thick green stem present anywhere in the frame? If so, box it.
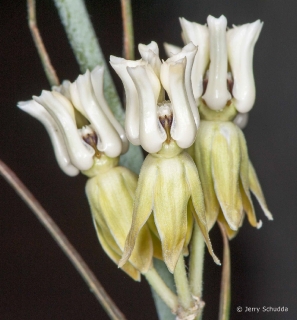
[218,223,231,320]
[189,224,205,298]
[174,255,194,311]
[145,267,178,314]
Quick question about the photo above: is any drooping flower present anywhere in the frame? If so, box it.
[111,42,220,272]
[18,67,153,279]
[177,15,273,235]
[18,66,128,176]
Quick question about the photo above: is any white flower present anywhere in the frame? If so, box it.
[110,42,198,153]
[180,15,263,112]
[18,66,128,176]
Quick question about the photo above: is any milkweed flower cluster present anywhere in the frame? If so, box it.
[17,15,272,285]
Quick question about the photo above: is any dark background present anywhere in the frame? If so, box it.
[0,0,296,319]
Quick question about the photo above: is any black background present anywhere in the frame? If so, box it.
[1,0,296,319]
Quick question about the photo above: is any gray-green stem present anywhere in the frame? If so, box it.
[174,255,194,312]
[189,224,206,320]
[218,223,231,320]
[145,267,178,314]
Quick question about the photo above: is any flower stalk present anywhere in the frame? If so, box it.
[218,222,231,320]
[0,159,126,320]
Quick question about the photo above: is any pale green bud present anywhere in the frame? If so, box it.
[119,141,220,273]
[85,156,153,281]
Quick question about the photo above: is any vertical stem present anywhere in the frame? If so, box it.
[27,0,60,86]
[150,259,176,320]
[218,222,231,320]
[174,255,194,310]
[189,223,205,298]
[145,268,179,313]
[0,160,126,320]
[120,0,134,60]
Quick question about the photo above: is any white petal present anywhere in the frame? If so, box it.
[52,80,72,100]
[227,20,263,113]
[90,66,129,154]
[110,56,143,145]
[17,100,79,176]
[233,112,249,129]
[33,90,94,171]
[165,42,199,128]
[163,43,182,57]
[138,41,162,77]
[127,65,166,153]
[75,70,123,158]
[179,17,210,101]
[202,15,231,110]
[69,81,88,118]
[165,58,197,148]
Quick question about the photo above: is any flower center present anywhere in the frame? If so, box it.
[80,126,102,159]
[157,101,173,143]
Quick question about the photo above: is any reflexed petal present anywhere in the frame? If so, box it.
[194,121,220,229]
[76,70,123,158]
[33,91,94,171]
[90,66,129,154]
[179,17,210,101]
[237,128,261,228]
[211,122,243,230]
[110,56,143,144]
[183,152,220,265]
[86,167,153,273]
[153,156,189,273]
[93,219,140,281]
[164,43,182,57]
[17,100,79,176]
[161,58,197,149]
[227,20,263,113]
[217,211,239,240]
[127,65,165,153]
[248,161,273,220]
[120,155,158,268]
[202,15,231,110]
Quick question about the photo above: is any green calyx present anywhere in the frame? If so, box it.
[199,100,237,122]
[82,154,119,177]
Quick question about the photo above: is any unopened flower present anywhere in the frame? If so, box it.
[18,66,128,176]
[111,43,220,272]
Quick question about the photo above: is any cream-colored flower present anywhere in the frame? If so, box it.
[111,42,220,272]
[18,66,128,175]
[110,41,198,153]
[178,15,263,113]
